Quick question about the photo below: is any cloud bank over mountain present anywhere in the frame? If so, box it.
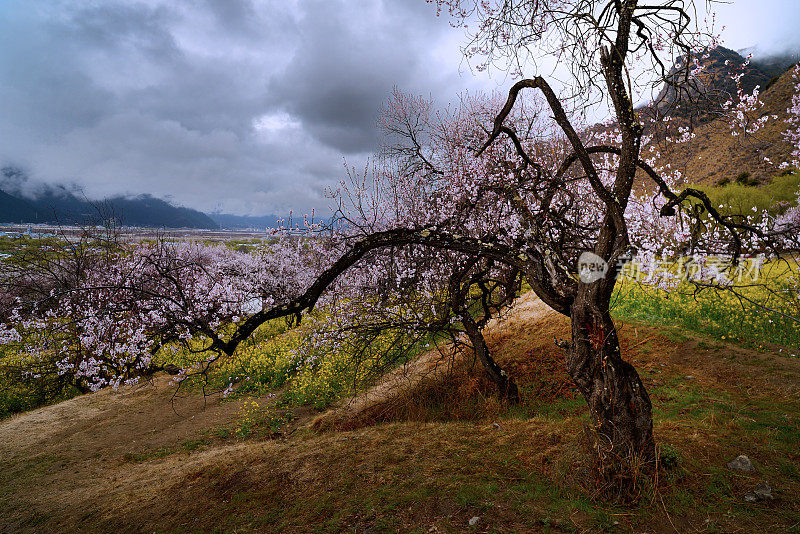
[0,0,797,216]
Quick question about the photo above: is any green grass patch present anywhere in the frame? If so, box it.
[700,170,800,216]
[508,394,586,421]
[612,265,800,350]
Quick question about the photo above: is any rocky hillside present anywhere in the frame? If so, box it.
[655,62,798,186]
[653,46,774,120]
[637,46,799,187]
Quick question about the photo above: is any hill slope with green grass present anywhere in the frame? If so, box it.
[1,291,799,533]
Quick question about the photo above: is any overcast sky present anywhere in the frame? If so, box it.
[1,0,798,216]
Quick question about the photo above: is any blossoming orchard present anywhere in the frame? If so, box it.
[2,0,800,485]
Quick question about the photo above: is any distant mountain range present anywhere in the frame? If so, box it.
[0,168,295,230]
[0,174,219,229]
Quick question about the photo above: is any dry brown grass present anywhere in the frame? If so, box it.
[312,292,571,431]
[652,65,797,187]
[314,287,800,433]
[311,351,504,431]
[2,291,800,532]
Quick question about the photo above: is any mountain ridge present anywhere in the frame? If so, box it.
[0,181,296,231]
[651,48,798,186]
[0,181,220,230]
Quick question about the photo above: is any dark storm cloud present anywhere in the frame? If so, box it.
[268,0,444,153]
[0,0,462,215]
[0,0,794,216]
[199,0,260,33]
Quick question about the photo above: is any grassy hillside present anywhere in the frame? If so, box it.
[1,292,799,533]
[654,64,798,187]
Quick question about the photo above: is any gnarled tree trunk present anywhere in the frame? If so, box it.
[566,285,655,474]
[460,310,520,404]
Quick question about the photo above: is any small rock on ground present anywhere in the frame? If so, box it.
[745,481,774,502]
[727,454,755,472]
[469,516,480,527]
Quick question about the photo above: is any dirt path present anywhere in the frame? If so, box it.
[0,376,271,532]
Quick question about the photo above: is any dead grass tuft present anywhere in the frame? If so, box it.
[312,348,503,431]
[313,292,574,431]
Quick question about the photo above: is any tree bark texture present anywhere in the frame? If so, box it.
[460,310,520,404]
[567,285,655,470]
